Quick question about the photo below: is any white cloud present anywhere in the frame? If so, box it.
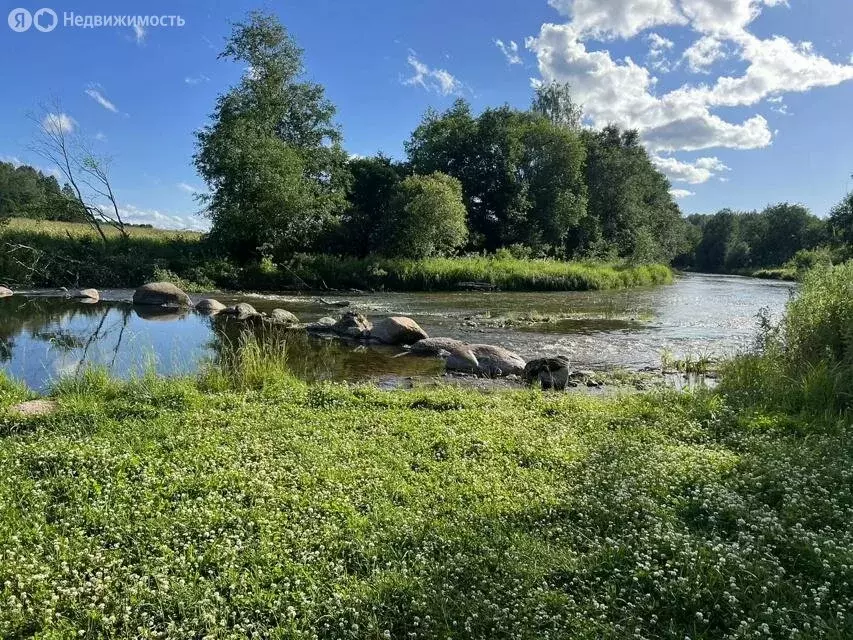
[527,23,773,152]
[683,36,727,73]
[403,53,463,95]
[547,0,686,40]
[42,112,76,134]
[117,204,208,231]
[185,74,210,85]
[691,34,853,108]
[85,86,118,113]
[177,182,203,194]
[132,22,145,44]
[646,32,675,72]
[1,155,24,167]
[495,39,523,65]
[94,132,107,142]
[653,155,730,183]
[670,188,695,199]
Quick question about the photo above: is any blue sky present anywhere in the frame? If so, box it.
[1,0,851,230]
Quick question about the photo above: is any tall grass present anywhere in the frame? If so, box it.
[720,261,853,415]
[1,217,673,292]
[288,254,673,291]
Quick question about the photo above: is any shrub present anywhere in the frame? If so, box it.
[380,172,469,259]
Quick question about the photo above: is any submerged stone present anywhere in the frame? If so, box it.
[196,298,227,314]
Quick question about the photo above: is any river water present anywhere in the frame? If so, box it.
[0,273,795,391]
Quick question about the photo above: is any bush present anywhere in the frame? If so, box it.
[721,261,853,414]
[379,172,469,259]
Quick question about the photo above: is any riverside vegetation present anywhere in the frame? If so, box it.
[0,218,672,292]
[1,260,852,639]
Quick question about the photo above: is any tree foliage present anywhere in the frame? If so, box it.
[195,11,348,261]
[681,204,827,271]
[380,172,468,259]
[406,100,588,255]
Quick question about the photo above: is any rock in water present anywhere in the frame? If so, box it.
[196,298,227,314]
[269,308,300,326]
[70,288,99,301]
[305,316,336,331]
[371,316,429,345]
[467,344,526,377]
[332,311,372,338]
[408,337,466,356]
[223,302,259,320]
[444,346,480,372]
[133,282,191,307]
[523,356,571,390]
[0,286,13,298]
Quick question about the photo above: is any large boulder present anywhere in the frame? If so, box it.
[332,311,372,339]
[0,286,13,298]
[467,344,526,377]
[196,298,227,314]
[71,288,99,301]
[523,356,571,390]
[371,316,429,345]
[444,346,480,372]
[133,282,191,308]
[223,302,259,320]
[408,337,466,356]
[269,308,300,327]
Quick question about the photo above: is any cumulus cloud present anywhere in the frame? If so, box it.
[526,1,853,156]
[670,188,695,199]
[652,155,730,184]
[403,53,464,95]
[682,35,727,73]
[85,86,118,113]
[495,39,523,65]
[42,112,76,134]
[646,32,675,72]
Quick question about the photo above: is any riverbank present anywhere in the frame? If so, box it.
[1,365,850,638]
[0,218,672,292]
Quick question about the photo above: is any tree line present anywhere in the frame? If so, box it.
[0,161,82,224]
[194,11,688,265]
[676,194,853,273]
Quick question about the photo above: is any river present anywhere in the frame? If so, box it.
[0,273,795,391]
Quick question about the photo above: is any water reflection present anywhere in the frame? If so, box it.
[0,296,442,391]
[0,274,796,391]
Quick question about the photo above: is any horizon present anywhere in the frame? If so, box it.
[1,0,852,230]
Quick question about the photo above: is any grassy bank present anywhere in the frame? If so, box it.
[1,372,850,639]
[1,262,852,638]
[0,218,672,292]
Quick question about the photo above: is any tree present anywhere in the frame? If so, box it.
[30,101,128,241]
[829,191,853,245]
[339,154,406,256]
[531,81,583,130]
[581,125,685,262]
[194,11,349,261]
[406,100,587,254]
[379,173,468,259]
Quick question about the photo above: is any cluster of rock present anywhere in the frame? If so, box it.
[129,282,585,389]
